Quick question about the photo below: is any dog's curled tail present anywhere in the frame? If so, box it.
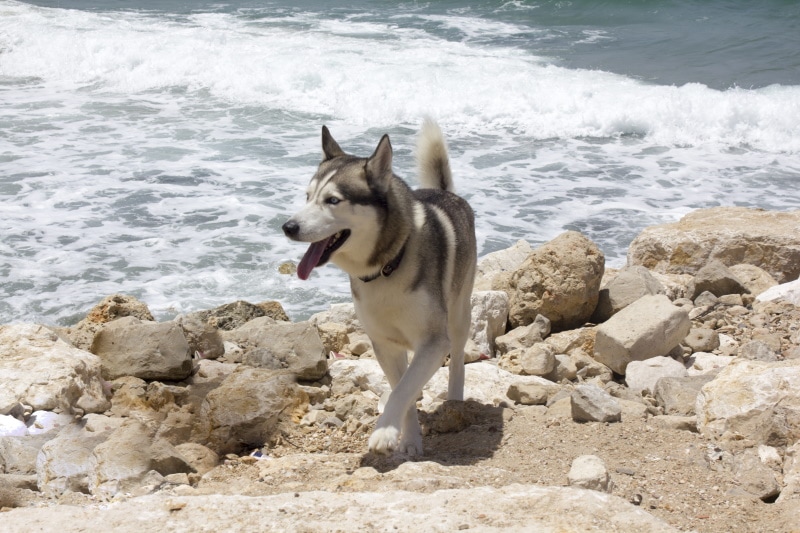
[416,118,454,193]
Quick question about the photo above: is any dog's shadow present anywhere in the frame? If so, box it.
[359,399,506,473]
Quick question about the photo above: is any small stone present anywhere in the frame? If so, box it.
[571,385,621,423]
[568,455,612,492]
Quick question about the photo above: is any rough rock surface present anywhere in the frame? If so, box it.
[627,206,800,283]
[594,295,690,375]
[592,265,664,323]
[0,324,110,416]
[503,231,605,331]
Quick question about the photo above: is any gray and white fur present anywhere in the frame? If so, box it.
[283,119,477,456]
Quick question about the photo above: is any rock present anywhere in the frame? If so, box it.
[226,319,327,381]
[625,356,688,395]
[568,455,612,492]
[504,231,605,331]
[779,442,800,502]
[507,381,559,406]
[728,264,778,298]
[627,207,800,283]
[192,367,304,455]
[687,260,747,299]
[519,343,556,376]
[732,450,781,501]
[571,385,621,423]
[328,360,391,399]
[0,324,111,416]
[696,358,800,446]
[65,294,155,351]
[90,317,193,381]
[174,443,218,475]
[653,374,715,415]
[469,291,509,358]
[175,314,225,360]
[592,265,664,323]
[188,300,287,331]
[546,353,578,382]
[0,432,54,474]
[315,321,349,354]
[683,327,719,353]
[0,484,682,532]
[309,303,362,334]
[26,411,74,436]
[36,415,125,497]
[495,315,551,355]
[474,239,533,291]
[756,278,800,306]
[739,340,780,362]
[593,295,690,375]
[0,415,27,437]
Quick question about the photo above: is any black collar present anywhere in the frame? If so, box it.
[359,244,406,283]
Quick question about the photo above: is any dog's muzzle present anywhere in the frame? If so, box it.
[282,219,300,239]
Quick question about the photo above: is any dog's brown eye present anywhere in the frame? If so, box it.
[325,197,341,205]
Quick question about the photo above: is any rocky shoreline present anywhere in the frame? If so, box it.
[2,206,800,532]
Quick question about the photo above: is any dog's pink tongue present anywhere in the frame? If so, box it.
[297,239,329,280]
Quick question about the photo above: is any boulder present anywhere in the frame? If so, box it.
[627,207,800,283]
[315,322,349,354]
[518,344,556,377]
[90,317,193,381]
[571,385,621,423]
[506,381,559,406]
[64,294,154,351]
[592,265,664,323]
[469,291,509,358]
[309,303,362,334]
[728,264,778,298]
[0,433,54,474]
[192,367,304,455]
[684,328,720,353]
[494,315,550,355]
[474,239,533,291]
[696,358,800,446]
[226,319,327,381]
[625,357,688,395]
[568,455,612,492]
[188,300,288,331]
[756,278,800,306]
[684,352,732,376]
[593,295,690,375]
[328,360,391,399]
[687,260,747,300]
[36,414,125,497]
[175,314,225,360]
[503,231,605,331]
[0,324,111,416]
[653,374,716,416]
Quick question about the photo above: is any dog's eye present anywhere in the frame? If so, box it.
[325,197,341,205]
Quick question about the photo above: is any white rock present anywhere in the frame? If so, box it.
[593,295,690,375]
[0,414,27,437]
[469,290,509,358]
[625,356,688,395]
[568,454,612,492]
[696,358,800,444]
[0,324,111,416]
[474,239,533,291]
[756,278,800,306]
[684,352,733,376]
[328,359,391,399]
[26,411,75,436]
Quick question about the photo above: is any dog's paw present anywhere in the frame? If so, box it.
[398,435,423,457]
[368,426,400,455]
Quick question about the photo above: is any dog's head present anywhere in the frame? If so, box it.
[282,126,394,280]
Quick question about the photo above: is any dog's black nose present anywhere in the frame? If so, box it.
[282,220,299,237]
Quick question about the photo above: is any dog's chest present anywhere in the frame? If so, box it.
[352,282,438,349]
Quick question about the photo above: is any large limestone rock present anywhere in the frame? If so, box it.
[627,207,800,283]
[65,294,155,351]
[90,317,193,381]
[0,324,111,416]
[625,356,688,395]
[756,278,800,306]
[687,260,747,300]
[474,239,533,291]
[593,295,690,375]
[225,319,327,381]
[0,484,681,532]
[469,291,509,358]
[188,300,289,330]
[192,367,304,455]
[502,231,605,331]
[592,265,664,323]
[696,358,800,446]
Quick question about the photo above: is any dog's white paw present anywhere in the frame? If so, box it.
[398,434,423,457]
[368,426,400,455]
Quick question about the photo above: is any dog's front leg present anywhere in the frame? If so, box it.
[370,337,450,456]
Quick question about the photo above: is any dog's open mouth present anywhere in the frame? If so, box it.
[297,230,351,280]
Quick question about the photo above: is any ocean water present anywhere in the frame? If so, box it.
[1,0,799,325]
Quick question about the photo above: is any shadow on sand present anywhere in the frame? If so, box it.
[358,400,507,473]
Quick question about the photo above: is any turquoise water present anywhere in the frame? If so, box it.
[1,0,799,325]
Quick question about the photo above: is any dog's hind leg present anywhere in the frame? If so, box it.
[370,337,450,456]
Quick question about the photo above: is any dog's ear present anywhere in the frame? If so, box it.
[321,126,344,160]
[365,134,393,191]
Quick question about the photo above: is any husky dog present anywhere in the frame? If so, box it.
[282,120,477,456]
